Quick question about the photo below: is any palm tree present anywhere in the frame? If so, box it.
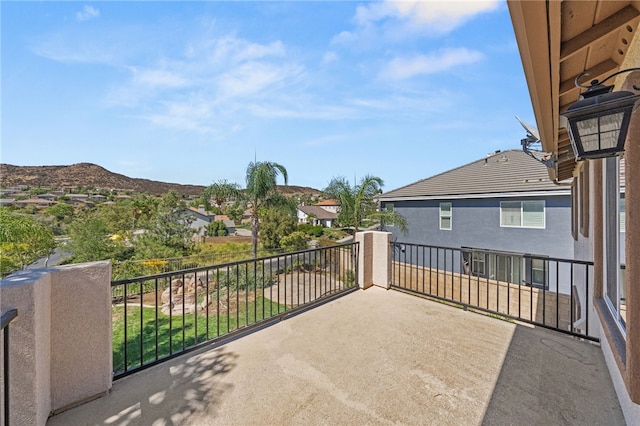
[245,161,289,257]
[324,175,407,234]
[203,179,241,214]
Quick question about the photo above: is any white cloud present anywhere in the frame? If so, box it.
[217,62,303,99]
[143,98,216,134]
[322,51,339,65]
[232,40,285,62]
[334,0,500,45]
[380,48,485,80]
[76,5,100,22]
[359,0,499,32]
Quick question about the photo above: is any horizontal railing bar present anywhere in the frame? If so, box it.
[393,242,594,266]
[112,243,354,286]
[391,286,599,342]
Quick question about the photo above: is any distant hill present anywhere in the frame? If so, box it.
[0,163,323,198]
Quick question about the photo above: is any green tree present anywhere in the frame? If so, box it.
[0,208,56,276]
[245,161,288,257]
[134,190,195,259]
[324,175,407,234]
[96,200,135,236]
[44,203,75,234]
[131,193,157,230]
[224,200,245,222]
[66,215,119,263]
[259,209,296,250]
[203,179,241,213]
[45,203,75,222]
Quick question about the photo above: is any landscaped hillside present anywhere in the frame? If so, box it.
[0,163,323,197]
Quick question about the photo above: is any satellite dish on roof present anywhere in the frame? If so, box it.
[516,115,540,142]
[515,115,556,169]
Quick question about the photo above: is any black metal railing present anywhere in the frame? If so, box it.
[111,243,359,379]
[112,248,289,280]
[1,309,18,426]
[390,242,597,341]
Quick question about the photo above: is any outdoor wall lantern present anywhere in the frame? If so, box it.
[562,68,640,160]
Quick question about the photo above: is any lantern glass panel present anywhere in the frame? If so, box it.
[599,130,619,150]
[600,111,624,132]
[576,117,598,137]
[579,133,599,152]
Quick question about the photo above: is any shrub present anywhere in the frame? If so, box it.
[207,220,227,237]
[297,223,323,238]
[280,231,308,252]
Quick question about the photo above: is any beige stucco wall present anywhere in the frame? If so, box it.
[0,261,112,425]
[1,270,52,426]
[49,262,113,412]
[356,231,391,290]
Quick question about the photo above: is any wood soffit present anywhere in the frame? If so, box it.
[509,0,640,182]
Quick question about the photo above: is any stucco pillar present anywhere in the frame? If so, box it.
[49,261,113,412]
[0,261,112,425]
[356,231,391,289]
[622,71,640,403]
[0,270,52,426]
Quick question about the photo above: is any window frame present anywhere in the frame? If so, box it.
[439,202,452,230]
[580,162,590,237]
[385,202,395,227]
[500,200,546,229]
[603,157,626,336]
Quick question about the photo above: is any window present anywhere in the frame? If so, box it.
[530,258,547,288]
[603,157,626,334]
[439,202,452,230]
[500,200,545,228]
[571,180,578,240]
[462,247,545,288]
[471,251,485,276]
[385,203,394,227]
[620,194,626,233]
[580,163,589,237]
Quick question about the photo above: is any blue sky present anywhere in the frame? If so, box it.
[1,1,535,192]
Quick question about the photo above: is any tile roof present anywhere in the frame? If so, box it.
[298,205,338,220]
[315,199,339,206]
[379,150,567,201]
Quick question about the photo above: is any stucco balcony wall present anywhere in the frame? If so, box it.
[0,261,112,425]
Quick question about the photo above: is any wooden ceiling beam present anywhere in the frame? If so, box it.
[559,59,619,97]
[560,5,640,62]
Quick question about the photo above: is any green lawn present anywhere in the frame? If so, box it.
[112,291,285,374]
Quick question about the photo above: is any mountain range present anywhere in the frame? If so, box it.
[0,163,323,197]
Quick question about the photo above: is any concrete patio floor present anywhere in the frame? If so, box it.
[47,287,624,425]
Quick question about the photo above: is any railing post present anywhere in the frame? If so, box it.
[355,231,391,290]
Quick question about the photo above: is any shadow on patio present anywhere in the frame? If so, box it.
[47,287,623,425]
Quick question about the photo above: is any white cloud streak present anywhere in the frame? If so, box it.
[76,5,100,22]
[380,48,485,80]
[334,0,500,45]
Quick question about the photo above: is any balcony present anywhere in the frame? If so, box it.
[46,287,623,425]
[0,232,626,425]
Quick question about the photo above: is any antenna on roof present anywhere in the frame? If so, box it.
[516,115,556,169]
